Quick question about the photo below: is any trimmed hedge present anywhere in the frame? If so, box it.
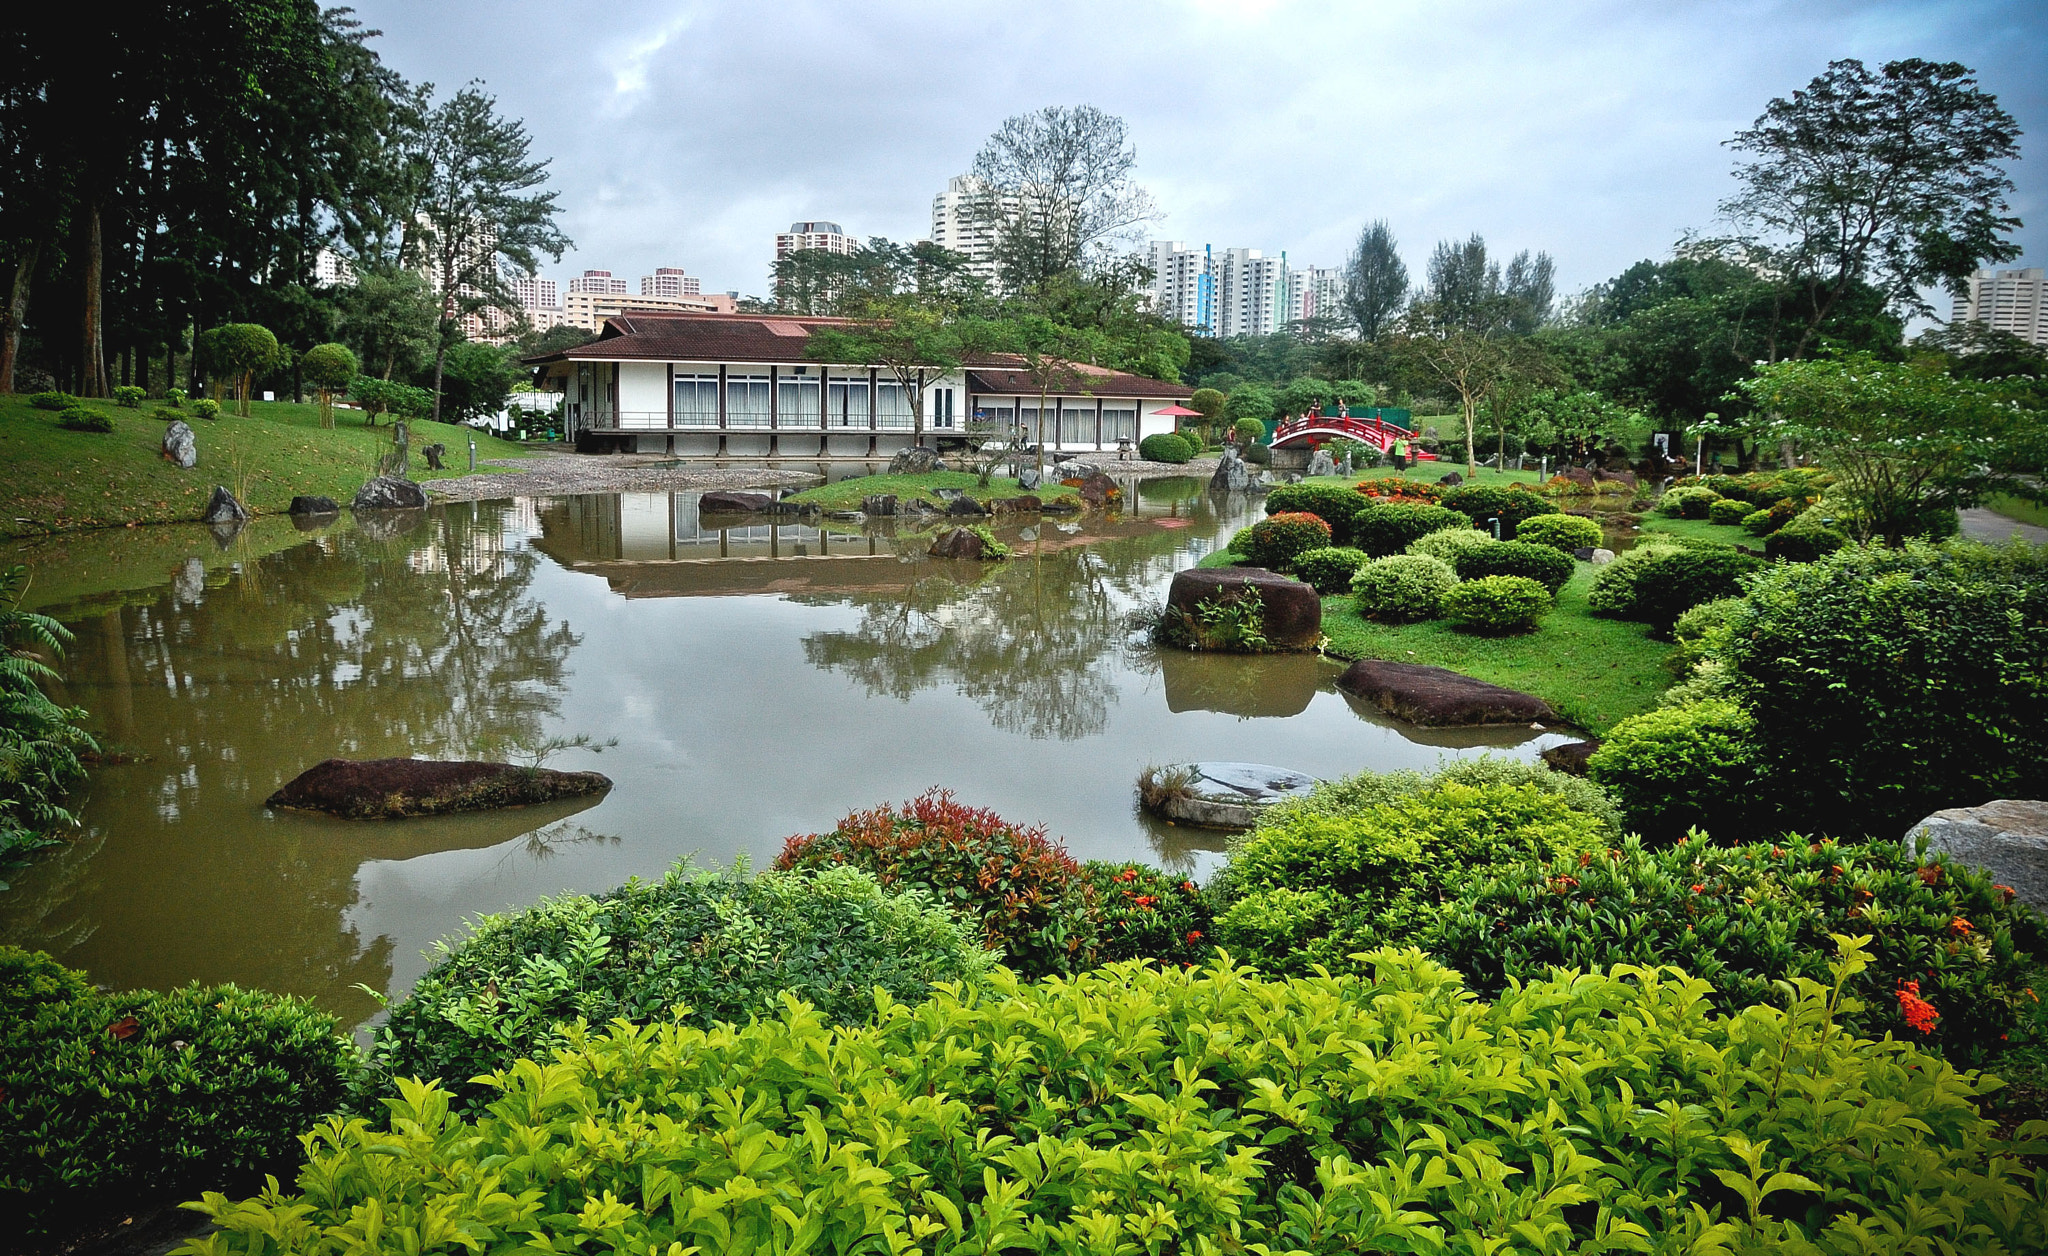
[1438,483,1559,537]
[1707,496,1753,525]
[112,385,146,408]
[1587,698,1759,842]
[1264,483,1371,542]
[1137,432,1193,463]
[1657,485,1721,518]
[1512,512,1602,552]
[1441,574,1551,633]
[1765,509,1850,561]
[1289,545,1369,593]
[1236,511,1332,570]
[1352,502,1472,557]
[26,391,75,411]
[55,407,113,433]
[1349,553,1457,622]
[1449,539,1574,594]
[1588,541,1761,628]
[1405,526,1495,563]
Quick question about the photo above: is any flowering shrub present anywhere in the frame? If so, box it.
[777,790,1095,977]
[1353,475,1443,504]
[1078,861,1211,966]
[1436,834,2048,1064]
[1235,511,1332,570]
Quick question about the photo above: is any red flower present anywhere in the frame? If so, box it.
[1134,895,1156,909]
[1690,883,1705,895]
[1181,881,1196,894]
[1897,981,1940,1035]
[1916,865,1941,886]
[1186,931,1203,944]
[1949,916,1973,936]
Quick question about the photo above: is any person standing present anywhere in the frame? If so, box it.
[1392,436,1409,470]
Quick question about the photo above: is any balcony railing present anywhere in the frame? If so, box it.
[584,410,931,432]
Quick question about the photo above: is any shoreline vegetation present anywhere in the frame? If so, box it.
[782,469,1081,512]
[0,394,534,539]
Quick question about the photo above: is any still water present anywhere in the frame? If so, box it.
[1,477,1569,1024]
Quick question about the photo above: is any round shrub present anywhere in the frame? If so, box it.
[1707,496,1752,525]
[1350,553,1458,622]
[371,862,992,1107]
[1450,539,1574,594]
[1668,595,1744,672]
[1719,539,2048,838]
[1137,432,1193,463]
[1439,483,1559,537]
[163,387,187,408]
[0,948,355,1244]
[112,384,146,408]
[1586,698,1759,842]
[1241,441,1272,465]
[1656,485,1721,518]
[1264,482,1371,542]
[1587,541,1760,628]
[776,789,1093,978]
[1352,502,1472,557]
[1512,512,1602,553]
[27,390,76,411]
[1231,416,1267,445]
[1078,861,1211,966]
[1405,526,1495,563]
[55,406,113,433]
[1236,511,1332,570]
[1741,507,1776,535]
[1438,833,2048,1064]
[1765,509,1850,561]
[1289,545,1368,593]
[1441,574,1551,634]
[191,397,221,420]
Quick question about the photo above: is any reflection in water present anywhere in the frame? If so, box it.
[0,481,1570,1022]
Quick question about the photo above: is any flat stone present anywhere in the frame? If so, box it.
[1540,740,1601,776]
[351,476,428,510]
[1165,567,1322,652]
[1909,799,2048,910]
[1595,469,1639,488]
[201,485,248,525]
[698,490,775,513]
[162,420,197,469]
[289,495,340,516]
[1335,658,1554,726]
[1145,761,1319,829]
[988,494,1041,515]
[928,526,991,560]
[266,757,612,820]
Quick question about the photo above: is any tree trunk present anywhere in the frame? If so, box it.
[0,245,36,394]
[1463,394,1478,478]
[80,199,108,398]
[430,320,448,423]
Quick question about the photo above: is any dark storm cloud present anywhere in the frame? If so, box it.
[352,0,2044,302]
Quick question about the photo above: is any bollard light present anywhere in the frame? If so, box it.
[468,436,476,471]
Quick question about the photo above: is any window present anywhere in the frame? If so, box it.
[778,375,820,427]
[674,374,718,425]
[1059,402,1087,445]
[1019,404,1044,445]
[1103,407,1136,442]
[931,387,956,428]
[727,373,770,427]
[875,381,913,429]
[828,376,869,427]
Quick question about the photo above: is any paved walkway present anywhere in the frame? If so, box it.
[1958,507,2048,545]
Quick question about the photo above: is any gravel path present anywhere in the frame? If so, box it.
[425,453,822,501]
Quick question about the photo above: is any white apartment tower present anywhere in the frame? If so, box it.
[641,267,701,298]
[1952,267,2048,346]
[567,269,630,295]
[1149,242,1213,335]
[508,275,559,310]
[931,176,1002,285]
[774,221,855,261]
[1288,265,1344,328]
[1214,248,1290,338]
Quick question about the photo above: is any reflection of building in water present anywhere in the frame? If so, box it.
[533,492,891,578]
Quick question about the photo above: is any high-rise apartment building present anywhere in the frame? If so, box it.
[508,274,559,311]
[1214,247,1290,338]
[567,269,630,295]
[1148,242,1214,335]
[313,248,354,287]
[774,222,855,261]
[1288,265,1344,328]
[931,176,1005,285]
[1952,267,2048,346]
[641,267,701,298]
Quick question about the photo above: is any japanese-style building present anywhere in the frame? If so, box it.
[522,310,1194,457]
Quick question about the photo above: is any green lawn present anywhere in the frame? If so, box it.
[1637,515,1745,545]
[0,395,533,538]
[1986,492,2048,529]
[786,471,1079,512]
[1317,564,1673,736]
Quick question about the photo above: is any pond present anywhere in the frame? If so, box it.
[0,476,1573,1025]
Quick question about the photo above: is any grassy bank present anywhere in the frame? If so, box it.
[786,471,1079,512]
[1637,515,1743,545]
[0,394,533,538]
[1986,492,2048,529]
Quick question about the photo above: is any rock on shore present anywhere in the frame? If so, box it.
[1910,799,2048,910]
[266,757,612,819]
[1336,659,1553,726]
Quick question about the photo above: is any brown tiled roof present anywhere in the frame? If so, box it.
[522,312,1193,400]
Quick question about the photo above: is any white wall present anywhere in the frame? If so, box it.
[619,362,668,428]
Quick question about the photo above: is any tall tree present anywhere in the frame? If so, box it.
[1717,58,2022,360]
[967,106,1159,293]
[1342,220,1408,339]
[1421,234,1555,334]
[402,84,569,421]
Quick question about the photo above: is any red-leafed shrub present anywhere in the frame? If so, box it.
[777,789,1095,977]
[1236,511,1332,571]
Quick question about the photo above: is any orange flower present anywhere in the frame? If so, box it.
[1690,883,1705,895]
[1949,916,1973,936]
[1185,931,1203,944]
[1897,981,1940,1035]
[1916,865,1941,886]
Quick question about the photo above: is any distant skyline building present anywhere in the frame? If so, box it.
[1288,265,1344,328]
[1214,247,1289,339]
[1148,242,1214,335]
[1952,267,2047,346]
[930,176,1004,286]
[641,266,701,298]
[1148,240,1345,339]
[312,248,354,287]
[561,287,736,331]
[774,221,856,261]
[567,269,630,295]
[508,274,559,311]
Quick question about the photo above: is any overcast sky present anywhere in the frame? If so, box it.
[351,0,2045,308]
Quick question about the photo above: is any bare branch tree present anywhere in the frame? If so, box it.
[967,105,1160,293]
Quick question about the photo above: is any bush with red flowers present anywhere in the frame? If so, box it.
[1079,861,1213,966]
[1353,476,1444,505]
[777,789,1097,978]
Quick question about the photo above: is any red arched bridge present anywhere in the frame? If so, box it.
[1271,411,1437,458]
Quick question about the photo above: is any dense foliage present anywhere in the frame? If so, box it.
[777,790,1096,978]
[1588,700,1761,842]
[1349,553,1458,622]
[1076,861,1211,967]
[1765,509,1851,561]
[0,948,354,1241]
[1708,496,1754,525]
[1658,485,1722,519]
[1438,835,2048,1064]
[1439,483,1559,537]
[369,864,993,1107]
[1449,539,1574,593]
[184,949,2047,1256]
[1404,525,1495,563]
[54,407,113,433]
[1236,511,1333,571]
[1288,545,1368,593]
[1589,541,1761,629]
[1353,475,1444,504]
[1440,574,1553,634]
[1512,512,1602,552]
[1136,432,1193,463]
[1720,539,2048,837]
[0,566,96,867]
[1351,502,1472,557]
[1263,483,1370,542]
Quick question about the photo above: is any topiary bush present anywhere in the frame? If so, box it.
[1668,595,1744,673]
[776,789,1094,978]
[1137,432,1193,463]
[1077,861,1211,966]
[163,387,187,408]
[368,863,992,1108]
[1765,509,1851,561]
[1441,574,1551,634]
[1718,539,2048,839]
[1586,698,1760,842]
[1235,511,1332,570]
[1264,483,1370,542]
[1707,496,1752,525]
[26,391,75,411]
[1742,507,1777,535]
[181,948,2048,1256]
[1351,501,1472,557]
[1588,541,1760,628]
[0,947,355,1245]
[1512,512,1602,553]
[1404,526,1494,563]
[1349,553,1458,622]
[1288,545,1368,593]
[1437,833,2048,1065]
[190,397,221,420]
[1241,440,1271,465]
[54,406,113,433]
[1211,779,1612,974]
[1449,539,1574,594]
[1656,485,1721,518]
[111,385,146,408]
[1439,483,1559,537]
[1230,416,1267,445]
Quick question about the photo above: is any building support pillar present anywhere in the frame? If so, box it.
[716,363,728,458]
[768,364,779,458]
[867,366,878,458]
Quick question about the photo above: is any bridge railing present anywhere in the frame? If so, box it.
[1271,414,1414,449]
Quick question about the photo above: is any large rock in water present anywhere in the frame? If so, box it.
[1210,446,1251,493]
[1072,469,1119,507]
[928,527,992,560]
[266,757,611,820]
[889,446,946,474]
[1909,799,2048,910]
[1540,740,1601,776]
[1336,659,1554,726]
[1141,762,1319,830]
[162,420,197,469]
[201,485,248,524]
[1306,449,1337,478]
[289,495,340,516]
[1165,568,1322,651]
[352,476,428,510]
[698,490,775,513]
